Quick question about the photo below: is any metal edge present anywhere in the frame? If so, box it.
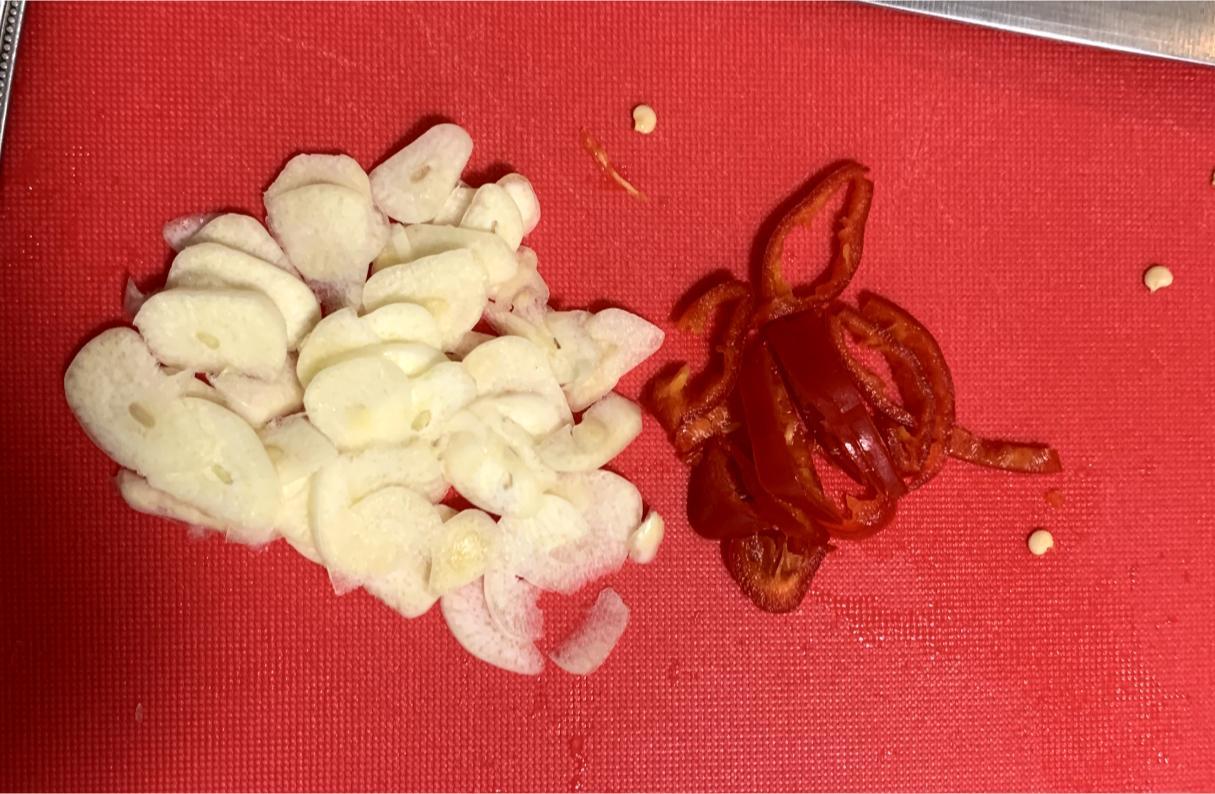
[1,0,26,165]
[865,0,1215,68]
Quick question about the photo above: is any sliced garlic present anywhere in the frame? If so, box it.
[265,182,387,308]
[65,328,199,471]
[133,287,288,380]
[310,472,443,617]
[302,353,414,450]
[258,414,337,493]
[461,335,571,423]
[538,392,642,472]
[429,509,497,594]
[398,223,518,288]
[372,222,415,271]
[440,412,552,519]
[460,183,524,251]
[441,580,543,675]
[369,123,474,224]
[265,153,373,199]
[432,182,477,226]
[362,302,443,350]
[167,242,319,347]
[564,308,665,411]
[137,397,281,537]
[209,358,304,429]
[628,510,664,564]
[116,469,233,540]
[550,588,629,675]
[187,213,292,272]
[341,441,448,504]
[362,248,488,350]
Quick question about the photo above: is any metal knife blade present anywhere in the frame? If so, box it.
[1,0,25,165]
[866,1,1215,67]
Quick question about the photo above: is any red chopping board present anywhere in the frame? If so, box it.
[2,2,1213,790]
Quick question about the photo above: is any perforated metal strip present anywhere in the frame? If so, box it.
[0,1,26,164]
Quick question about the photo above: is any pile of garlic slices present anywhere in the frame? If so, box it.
[64,123,667,676]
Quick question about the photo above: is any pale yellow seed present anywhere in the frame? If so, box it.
[632,104,657,135]
[1027,528,1054,556]
[1143,265,1173,293]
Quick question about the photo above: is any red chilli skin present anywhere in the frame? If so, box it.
[764,311,906,503]
[854,293,956,489]
[688,439,779,541]
[757,161,874,319]
[949,426,1063,474]
[722,532,827,613]
[649,159,1060,614]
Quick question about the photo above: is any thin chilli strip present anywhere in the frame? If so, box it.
[580,129,647,202]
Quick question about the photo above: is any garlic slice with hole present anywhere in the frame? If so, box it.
[370,123,474,223]
[134,288,288,380]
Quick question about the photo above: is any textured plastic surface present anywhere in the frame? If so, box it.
[2,2,1213,791]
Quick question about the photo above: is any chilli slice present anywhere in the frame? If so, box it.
[949,426,1063,474]
[721,531,827,613]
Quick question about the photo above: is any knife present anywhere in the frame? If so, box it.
[1,0,25,165]
[866,1,1215,67]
